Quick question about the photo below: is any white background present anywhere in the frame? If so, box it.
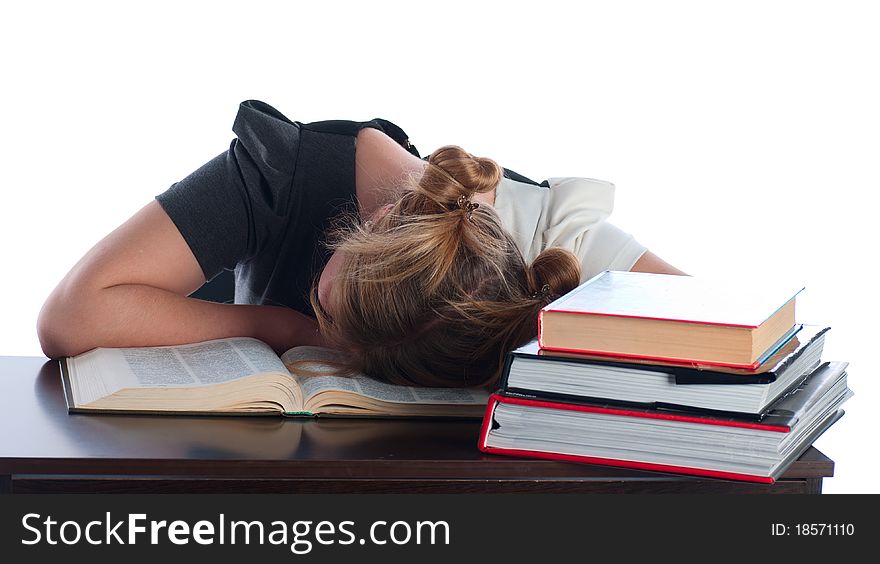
[2,1,877,492]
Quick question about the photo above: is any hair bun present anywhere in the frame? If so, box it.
[528,247,581,301]
[418,146,501,207]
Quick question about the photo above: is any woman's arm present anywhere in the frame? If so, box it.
[37,201,325,358]
[630,250,688,275]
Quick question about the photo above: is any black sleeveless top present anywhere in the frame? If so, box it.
[155,100,420,317]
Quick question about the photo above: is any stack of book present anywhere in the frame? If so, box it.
[479,271,853,483]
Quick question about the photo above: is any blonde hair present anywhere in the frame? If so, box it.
[307,145,581,387]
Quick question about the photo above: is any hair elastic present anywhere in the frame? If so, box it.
[531,283,552,300]
[455,194,480,220]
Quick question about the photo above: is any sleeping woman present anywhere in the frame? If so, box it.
[37,100,685,387]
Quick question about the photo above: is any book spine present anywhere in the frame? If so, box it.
[537,310,545,348]
[498,350,516,391]
[477,396,500,450]
[59,358,77,411]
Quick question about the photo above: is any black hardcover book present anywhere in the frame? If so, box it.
[499,325,829,416]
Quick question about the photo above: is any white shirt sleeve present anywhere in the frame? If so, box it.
[495,176,647,283]
[577,220,648,282]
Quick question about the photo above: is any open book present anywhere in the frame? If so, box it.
[60,337,489,417]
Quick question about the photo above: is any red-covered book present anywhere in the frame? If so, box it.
[537,271,804,369]
[478,362,851,483]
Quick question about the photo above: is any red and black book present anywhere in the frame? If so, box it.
[479,362,851,483]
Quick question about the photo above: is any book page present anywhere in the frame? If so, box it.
[298,373,487,404]
[69,338,287,406]
[129,338,287,386]
[282,345,488,405]
[121,347,198,386]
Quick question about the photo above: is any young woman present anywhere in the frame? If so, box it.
[37,100,685,387]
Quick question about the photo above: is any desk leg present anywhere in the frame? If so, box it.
[0,474,10,494]
[805,478,823,495]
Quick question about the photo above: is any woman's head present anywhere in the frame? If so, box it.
[309,145,581,387]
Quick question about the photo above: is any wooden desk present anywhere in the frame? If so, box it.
[0,357,834,493]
